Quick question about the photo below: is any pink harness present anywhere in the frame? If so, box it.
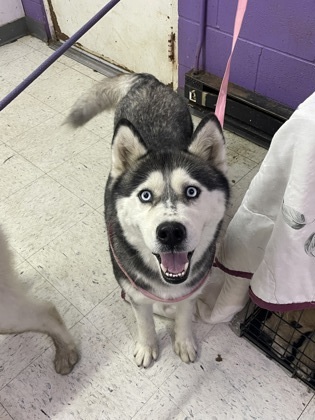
[108,230,211,303]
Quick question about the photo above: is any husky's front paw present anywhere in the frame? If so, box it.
[134,341,158,368]
[54,344,79,375]
[174,337,197,363]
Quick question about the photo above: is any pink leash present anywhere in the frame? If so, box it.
[215,0,248,127]
[213,0,249,278]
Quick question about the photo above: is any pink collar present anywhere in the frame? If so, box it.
[108,229,211,303]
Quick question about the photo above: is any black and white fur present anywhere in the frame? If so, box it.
[0,226,79,374]
[67,73,229,367]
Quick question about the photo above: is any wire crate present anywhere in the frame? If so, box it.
[240,304,315,390]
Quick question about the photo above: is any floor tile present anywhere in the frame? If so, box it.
[223,373,312,420]
[191,114,201,128]
[0,319,157,420]
[0,53,65,89]
[0,80,15,97]
[192,396,259,420]
[18,36,50,54]
[0,41,35,67]
[17,261,83,328]
[19,36,77,67]
[25,49,69,78]
[0,261,82,390]
[0,404,13,420]
[0,226,25,268]
[132,389,187,420]
[27,67,97,113]
[0,144,44,200]
[11,249,25,267]
[28,211,117,315]
[226,164,260,218]
[0,175,90,258]
[300,395,315,419]
[87,289,215,388]
[227,152,258,184]
[96,203,105,216]
[6,113,101,172]
[54,53,80,68]
[87,290,181,387]
[160,360,236,417]
[0,92,57,144]
[159,323,309,418]
[199,324,285,383]
[71,62,107,81]
[225,130,267,163]
[48,139,111,209]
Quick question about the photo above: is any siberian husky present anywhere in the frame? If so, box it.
[67,73,229,367]
[0,226,79,374]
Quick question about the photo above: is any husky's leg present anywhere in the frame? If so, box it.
[131,301,158,368]
[174,299,197,363]
[0,289,79,375]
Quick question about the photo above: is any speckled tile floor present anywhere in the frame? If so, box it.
[0,36,314,420]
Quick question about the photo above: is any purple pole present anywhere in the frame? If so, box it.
[0,0,121,111]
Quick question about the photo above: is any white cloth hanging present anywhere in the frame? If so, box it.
[196,91,315,324]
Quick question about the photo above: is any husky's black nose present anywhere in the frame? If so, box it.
[156,222,186,247]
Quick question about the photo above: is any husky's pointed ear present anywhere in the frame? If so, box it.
[111,119,147,177]
[188,114,227,174]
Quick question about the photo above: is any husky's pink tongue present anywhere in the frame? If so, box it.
[160,252,188,274]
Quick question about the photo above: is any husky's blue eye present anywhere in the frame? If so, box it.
[139,190,153,203]
[185,186,200,199]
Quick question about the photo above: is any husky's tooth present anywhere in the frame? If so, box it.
[164,270,186,278]
[160,263,167,273]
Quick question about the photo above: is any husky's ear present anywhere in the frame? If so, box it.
[188,114,227,174]
[111,119,147,177]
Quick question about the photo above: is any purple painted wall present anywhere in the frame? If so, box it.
[178,0,315,109]
[21,0,50,36]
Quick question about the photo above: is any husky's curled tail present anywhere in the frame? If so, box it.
[66,73,141,127]
[66,72,196,150]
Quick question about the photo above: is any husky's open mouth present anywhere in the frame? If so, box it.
[154,252,193,284]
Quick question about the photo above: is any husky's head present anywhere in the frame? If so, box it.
[108,115,229,285]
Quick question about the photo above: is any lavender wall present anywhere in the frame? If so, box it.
[22,0,50,36]
[178,0,315,109]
